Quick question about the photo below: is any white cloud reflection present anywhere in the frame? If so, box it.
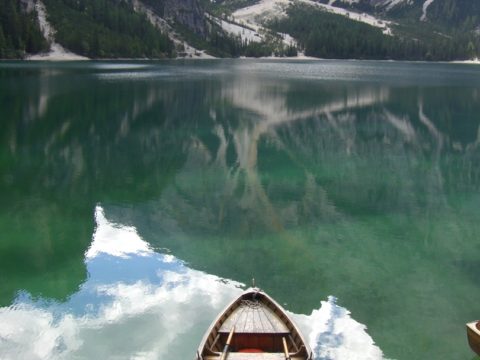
[294,298,386,360]
[0,206,386,360]
[85,206,152,259]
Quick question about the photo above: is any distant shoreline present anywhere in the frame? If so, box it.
[1,56,479,64]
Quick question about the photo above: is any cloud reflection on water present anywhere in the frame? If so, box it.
[0,206,384,360]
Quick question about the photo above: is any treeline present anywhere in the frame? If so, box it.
[43,0,175,58]
[423,0,480,31]
[268,4,480,61]
[207,25,297,57]
[0,0,47,58]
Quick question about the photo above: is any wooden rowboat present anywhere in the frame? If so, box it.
[466,321,480,356]
[196,288,313,360]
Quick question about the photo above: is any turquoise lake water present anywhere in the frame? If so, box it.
[0,60,480,359]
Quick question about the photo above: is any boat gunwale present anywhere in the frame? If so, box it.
[196,287,312,360]
[467,321,480,356]
[467,321,480,336]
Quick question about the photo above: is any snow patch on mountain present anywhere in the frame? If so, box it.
[421,0,436,21]
[28,0,87,60]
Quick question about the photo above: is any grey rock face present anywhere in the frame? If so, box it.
[164,0,206,35]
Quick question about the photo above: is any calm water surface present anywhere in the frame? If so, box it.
[1,60,480,360]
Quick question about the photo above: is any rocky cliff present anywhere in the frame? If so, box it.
[164,0,206,35]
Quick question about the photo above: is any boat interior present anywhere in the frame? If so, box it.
[200,291,309,360]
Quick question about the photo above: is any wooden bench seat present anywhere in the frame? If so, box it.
[204,354,304,360]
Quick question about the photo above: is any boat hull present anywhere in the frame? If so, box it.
[196,288,312,360]
[467,321,480,356]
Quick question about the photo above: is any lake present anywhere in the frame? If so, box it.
[0,59,480,360]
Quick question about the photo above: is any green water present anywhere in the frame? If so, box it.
[1,60,480,360]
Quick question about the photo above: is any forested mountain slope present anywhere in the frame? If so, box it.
[41,0,174,58]
[265,1,479,60]
[324,0,480,31]
[0,0,479,60]
[0,0,47,58]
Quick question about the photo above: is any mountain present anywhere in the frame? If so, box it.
[0,0,479,60]
[327,0,480,30]
[141,0,207,35]
[215,0,480,60]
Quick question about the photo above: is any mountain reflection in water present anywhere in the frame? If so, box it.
[1,61,480,360]
[0,207,383,360]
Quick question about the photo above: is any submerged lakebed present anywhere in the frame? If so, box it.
[0,59,480,360]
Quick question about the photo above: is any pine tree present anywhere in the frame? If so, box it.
[0,26,6,58]
[467,41,476,59]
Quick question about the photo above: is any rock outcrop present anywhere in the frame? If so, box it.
[164,0,206,35]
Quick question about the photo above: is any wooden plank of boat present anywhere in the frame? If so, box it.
[466,321,480,356]
[196,288,313,360]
